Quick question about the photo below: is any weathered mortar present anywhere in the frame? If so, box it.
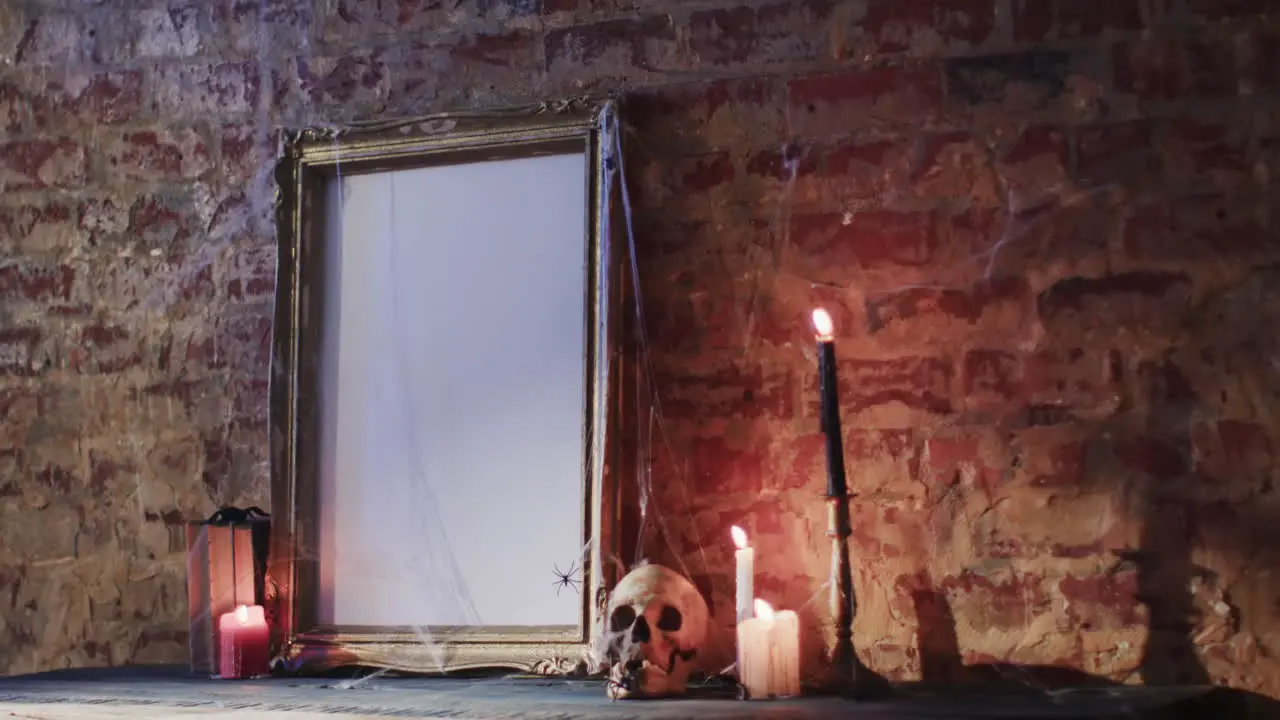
[0,0,1278,698]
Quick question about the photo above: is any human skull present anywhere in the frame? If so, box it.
[603,563,708,699]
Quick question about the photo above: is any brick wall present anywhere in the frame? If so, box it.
[1,0,1278,697]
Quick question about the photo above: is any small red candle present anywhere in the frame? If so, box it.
[218,604,270,679]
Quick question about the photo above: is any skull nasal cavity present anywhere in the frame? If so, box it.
[657,605,682,632]
[631,616,651,643]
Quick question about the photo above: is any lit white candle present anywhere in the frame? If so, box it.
[737,599,801,700]
[731,526,754,623]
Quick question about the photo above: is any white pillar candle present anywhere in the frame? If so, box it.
[730,526,754,623]
[736,599,801,700]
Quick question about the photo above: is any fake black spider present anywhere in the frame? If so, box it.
[551,560,581,596]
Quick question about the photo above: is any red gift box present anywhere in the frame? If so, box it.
[185,507,270,676]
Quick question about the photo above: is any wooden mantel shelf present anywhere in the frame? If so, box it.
[0,667,1222,719]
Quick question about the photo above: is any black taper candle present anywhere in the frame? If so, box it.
[817,339,847,497]
[812,308,865,697]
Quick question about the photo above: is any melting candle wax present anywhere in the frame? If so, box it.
[737,599,801,700]
[218,604,270,679]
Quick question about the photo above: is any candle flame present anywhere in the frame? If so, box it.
[811,308,834,341]
[730,525,748,550]
[754,598,775,620]
[235,605,249,623]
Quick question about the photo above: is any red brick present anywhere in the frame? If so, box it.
[1123,194,1267,263]
[923,428,1008,488]
[627,77,783,153]
[1158,117,1250,189]
[70,324,142,375]
[33,463,77,495]
[105,128,212,182]
[297,52,389,107]
[0,263,75,303]
[219,124,279,187]
[1022,347,1123,419]
[673,152,735,194]
[624,151,737,212]
[805,428,923,494]
[544,15,677,79]
[0,139,87,190]
[0,81,24,135]
[1037,272,1192,321]
[153,62,261,117]
[866,276,1030,333]
[1003,126,1068,166]
[1059,570,1143,629]
[0,71,142,134]
[0,328,41,376]
[1073,120,1156,185]
[1115,435,1190,478]
[88,450,135,496]
[1131,355,1195,408]
[1012,0,1144,42]
[743,143,820,182]
[913,132,997,203]
[819,136,916,201]
[452,31,540,70]
[203,437,233,500]
[859,0,997,53]
[402,32,543,109]
[91,254,214,311]
[184,308,273,374]
[1113,37,1236,102]
[687,435,765,496]
[1240,30,1280,93]
[1192,420,1273,484]
[127,194,196,249]
[789,211,937,274]
[215,0,312,55]
[944,50,1070,110]
[1008,424,1093,486]
[13,12,94,66]
[1186,0,1275,21]
[687,1,830,67]
[1010,0,1051,41]
[788,66,945,135]
[207,191,259,242]
[963,349,1022,409]
[809,355,954,415]
[0,201,78,253]
[939,569,1049,631]
[654,364,794,423]
[997,126,1069,196]
[231,379,270,429]
[227,247,277,301]
[44,71,144,126]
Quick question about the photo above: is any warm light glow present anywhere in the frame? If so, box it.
[811,308,834,340]
[731,525,749,550]
[235,605,249,623]
[754,598,774,620]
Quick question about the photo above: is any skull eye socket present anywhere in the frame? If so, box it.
[656,605,682,632]
[609,605,637,633]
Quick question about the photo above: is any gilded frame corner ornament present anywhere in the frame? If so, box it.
[267,96,627,677]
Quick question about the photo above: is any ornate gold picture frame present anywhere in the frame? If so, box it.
[267,98,626,676]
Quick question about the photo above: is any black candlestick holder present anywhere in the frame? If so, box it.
[815,335,891,700]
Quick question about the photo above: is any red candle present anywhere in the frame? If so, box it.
[218,604,270,679]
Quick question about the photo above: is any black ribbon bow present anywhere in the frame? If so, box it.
[204,506,270,524]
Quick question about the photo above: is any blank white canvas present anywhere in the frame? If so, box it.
[315,152,589,629]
